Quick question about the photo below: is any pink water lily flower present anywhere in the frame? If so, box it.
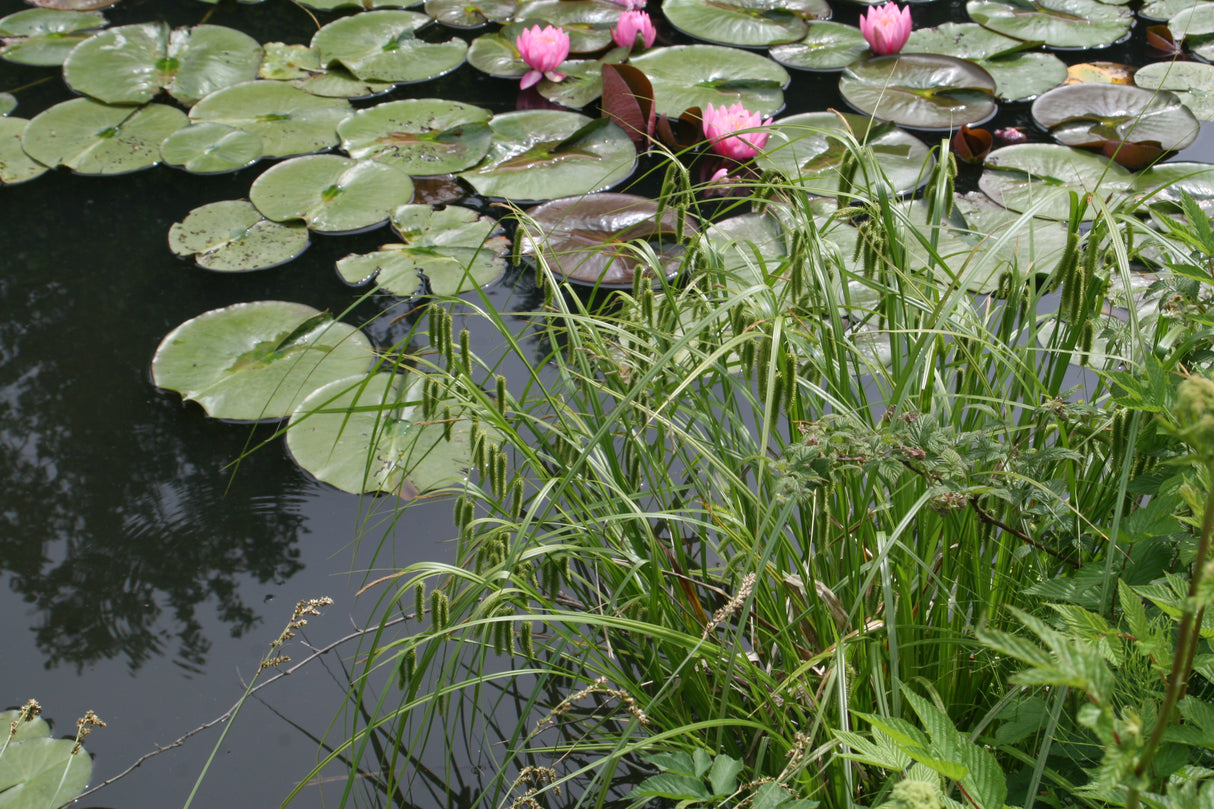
[702,102,771,161]
[613,10,657,50]
[516,24,570,89]
[859,3,912,56]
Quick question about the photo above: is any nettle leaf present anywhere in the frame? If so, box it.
[285,372,474,498]
[151,301,375,422]
[336,204,509,296]
[169,199,310,271]
[0,8,107,66]
[63,23,262,106]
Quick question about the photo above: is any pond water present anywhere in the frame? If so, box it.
[2,1,1213,807]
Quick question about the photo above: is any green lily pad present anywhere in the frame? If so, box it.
[966,0,1133,50]
[703,211,791,294]
[0,736,93,809]
[189,81,353,158]
[839,54,997,131]
[63,23,262,106]
[0,94,14,116]
[249,154,415,234]
[512,0,623,53]
[21,98,186,175]
[30,0,120,7]
[537,56,613,108]
[629,44,789,117]
[260,42,396,98]
[1134,60,1214,120]
[285,372,473,497]
[904,21,1032,59]
[457,111,635,201]
[517,193,698,286]
[979,52,1069,102]
[466,30,527,77]
[1031,83,1199,151]
[296,0,421,8]
[152,301,375,422]
[756,111,933,197]
[662,0,831,49]
[1169,4,1214,40]
[426,0,518,28]
[953,191,1071,280]
[337,204,509,295]
[169,200,310,271]
[0,8,106,66]
[312,10,467,84]
[769,22,869,72]
[338,98,493,175]
[0,117,47,184]
[978,143,1133,220]
[1133,162,1214,214]
[1139,0,1206,22]
[160,122,263,173]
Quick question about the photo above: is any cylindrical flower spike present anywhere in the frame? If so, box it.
[612,10,657,50]
[516,24,570,89]
[859,3,912,56]
[701,102,771,161]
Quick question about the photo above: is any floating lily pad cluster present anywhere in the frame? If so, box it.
[6,0,1214,494]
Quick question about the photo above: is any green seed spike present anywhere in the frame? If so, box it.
[397,646,416,689]
[414,582,426,621]
[495,374,508,414]
[492,614,507,656]
[510,478,524,520]
[495,452,509,500]
[460,328,472,377]
[520,621,534,659]
[781,349,798,416]
[431,590,449,631]
[442,406,453,441]
[428,304,442,353]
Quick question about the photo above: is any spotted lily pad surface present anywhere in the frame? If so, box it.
[839,54,997,131]
[152,301,375,422]
[457,112,636,201]
[21,98,186,175]
[904,21,1029,59]
[169,200,310,271]
[966,0,1133,50]
[286,372,472,497]
[189,81,353,158]
[1134,60,1214,120]
[629,44,789,117]
[337,204,509,295]
[0,8,106,66]
[312,10,467,84]
[338,98,493,175]
[260,42,396,99]
[756,111,933,196]
[769,22,868,71]
[978,143,1133,220]
[0,117,48,184]
[249,154,415,234]
[0,709,93,809]
[160,122,263,173]
[1031,83,1199,151]
[518,193,699,286]
[426,0,517,28]
[662,0,832,49]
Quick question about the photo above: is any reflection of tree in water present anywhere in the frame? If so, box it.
[0,168,325,673]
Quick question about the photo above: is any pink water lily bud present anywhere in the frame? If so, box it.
[701,102,771,161]
[516,24,570,89]
[994,127,1028,144]
[859,3,912,56]
[613,10,657,50]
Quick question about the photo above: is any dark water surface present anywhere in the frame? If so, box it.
[2,0,1214,807]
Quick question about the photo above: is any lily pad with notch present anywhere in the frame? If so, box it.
[1133,161,1214,215]
[63,22,263,106]
[249,154,415,235]
[0,709,93,809]
[755,111,933,197]
[285,372,473,498]
[427,0,517,28]
[662,0,831,49]
[457,111,636,201]
[512,0,624,53]
[189,81,353,159]
[466,30,527,77]
[336,204,509,296]
[978,143,1133,220]
[160,122,263,174]
[517,192,699,287]
[903,21,1033,60]
[21,98,186,175]
[629,44,788,117]
[1030,83,1199,152]
[768,22,868,72]
[0,117,49,185]
[151,301,375,423]
[0,8,106,66]
[1134,60,1214,121]
[966,0,1133,50]
[169,199,310,271]
[980,52,1068,102]
[338,98,493,175]
[312,10,468,84]
[260,43,396,99]
[838,54,997,131]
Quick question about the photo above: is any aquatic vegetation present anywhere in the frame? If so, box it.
[859,2,912,56]
[514,23,569,89]
[612,10,657,51]
[701,101,770,160]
